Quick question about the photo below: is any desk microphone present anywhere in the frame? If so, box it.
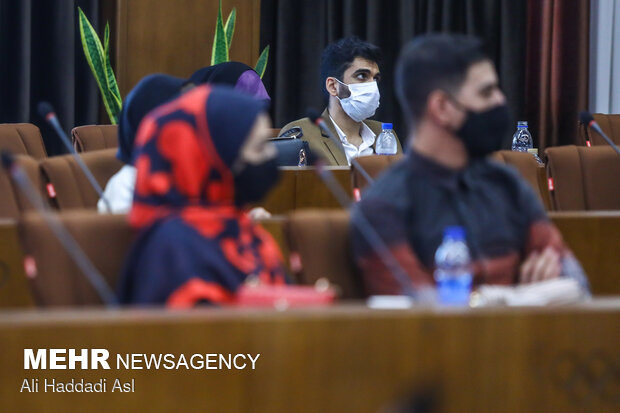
[1,151,119,307]
[37,102,112,211]
[305,109,419,300]
[306,109,375,188]
[579,111,620,157]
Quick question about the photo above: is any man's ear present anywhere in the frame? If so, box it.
[325,77,339,97]
[426,90,462,129]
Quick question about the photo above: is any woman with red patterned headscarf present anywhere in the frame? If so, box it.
[118,85,286,307]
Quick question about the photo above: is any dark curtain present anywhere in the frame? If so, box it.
[0,0,101,155]
[525,0,589,150]
[260,0,527,142]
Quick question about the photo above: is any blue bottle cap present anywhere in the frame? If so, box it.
[517,121,528,128]
[443,226,465,240]
[382,123,393,130]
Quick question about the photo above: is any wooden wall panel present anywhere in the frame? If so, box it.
[116,0,261,96]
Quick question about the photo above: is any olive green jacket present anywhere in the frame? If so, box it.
[279,108,402,166]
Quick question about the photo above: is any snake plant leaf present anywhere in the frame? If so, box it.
[78,7,119,124]
[254,45,270,79]
[210,0,229,65]
[103,23,122,118]
[224,8,236,50]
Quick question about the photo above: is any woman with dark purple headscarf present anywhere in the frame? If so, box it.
[184,62,271,102]
[98,62,270,214]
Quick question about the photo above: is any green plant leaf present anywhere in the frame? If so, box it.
[210,0,229,65]
[103,22,122,121]
[78,7,119,124]
[254,45,270,79]
[103,23,121,105]
[224,8,236,50]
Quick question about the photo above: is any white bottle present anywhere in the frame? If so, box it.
[375,123,397,155]
[512,121,543,164]
[434,226,473,306]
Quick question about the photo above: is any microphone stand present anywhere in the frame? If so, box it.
[38,102,112,212]
[306,109,421,301]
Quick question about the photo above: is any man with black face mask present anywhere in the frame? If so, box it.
[350,34,587,295]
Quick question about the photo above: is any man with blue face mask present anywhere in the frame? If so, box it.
[280,36,402,165]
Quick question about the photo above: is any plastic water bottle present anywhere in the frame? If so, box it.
[375,123,397,155]
[511,121,543,164]
[434,226,473,306]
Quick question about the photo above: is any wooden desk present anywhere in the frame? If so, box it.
[550,211,620,294]
[1,210,619,309]
[0,219,33,308]
[259,167,351,214]
[1,303,620,413]
[257,216,290,273]
[264,211,620,296]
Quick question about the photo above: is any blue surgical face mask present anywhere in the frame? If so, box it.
[335,79,380,122]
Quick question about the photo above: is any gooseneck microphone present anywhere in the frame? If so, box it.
[306,109,376,187]
[579,111,620,157]
[1,151,119,307]
[305,109,418,300]
[37,102,112,211]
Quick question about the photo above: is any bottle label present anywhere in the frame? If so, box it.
[436,273,472,306]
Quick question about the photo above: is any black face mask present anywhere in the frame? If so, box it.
[455,103,512,158]
[233,157,280,206]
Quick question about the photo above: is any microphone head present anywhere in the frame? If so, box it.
[1,151,15,170]
[579,111,594,125]
[306,108,322,125]
[37,101,55,119]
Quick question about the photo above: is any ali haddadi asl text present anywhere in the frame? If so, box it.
[20,378,133,393]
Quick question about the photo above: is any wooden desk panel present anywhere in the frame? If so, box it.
[257,168,297,215]
[260,167,351,215]
[295,167,351,210]
[1,211,618,310]
[261,211,620,296]
[0,220,33,308]
[1,304,620,413]
[256,216,290,274]
[550,212,620,294]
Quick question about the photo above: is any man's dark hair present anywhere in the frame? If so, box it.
[320,36,382,102]
[395,34,490,126]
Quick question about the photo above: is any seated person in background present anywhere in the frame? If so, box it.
[351,34,587,295]
[183,61,271,100]
[118,85,286,307]
[98,62,271,214]
[100,74,183,214]
[280,36,402,166]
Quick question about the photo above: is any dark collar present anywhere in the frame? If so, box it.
[407,150,480,191]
